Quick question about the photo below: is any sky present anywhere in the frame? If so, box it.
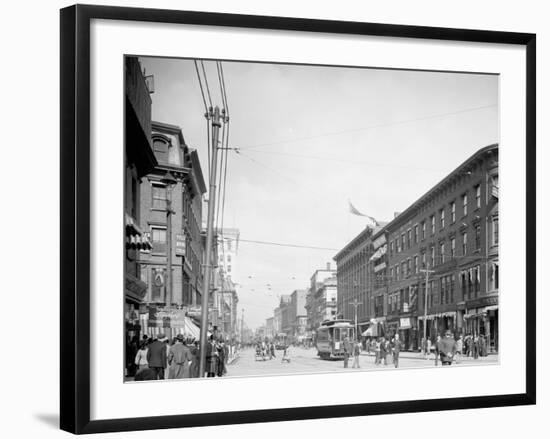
[138,57,498,329]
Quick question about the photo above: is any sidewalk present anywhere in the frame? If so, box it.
[360,351,498,361]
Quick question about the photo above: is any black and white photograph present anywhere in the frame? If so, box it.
[124,56,500,382]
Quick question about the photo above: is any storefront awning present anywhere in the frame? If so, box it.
[126,233,153,250]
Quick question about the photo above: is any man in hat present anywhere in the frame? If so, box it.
[437,330,457,366]
[147,333,168,379]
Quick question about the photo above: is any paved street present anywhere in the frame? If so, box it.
[226,346,498,377]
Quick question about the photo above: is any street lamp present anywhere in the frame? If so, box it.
[161,171,177,308]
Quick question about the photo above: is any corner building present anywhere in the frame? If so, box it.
[385,144,499,352]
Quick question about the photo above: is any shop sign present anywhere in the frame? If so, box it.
[467,295,498,309]
[400,317,411,329]
[176,234,186,256]
[148,306,187,328]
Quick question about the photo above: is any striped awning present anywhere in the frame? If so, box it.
[125,213,144,236]
[126,233,153,250]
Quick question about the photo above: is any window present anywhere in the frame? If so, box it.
[395,238,399,253]
[421,222,426,240]
[440,278,445,305]
[440,242,445,264]
[227,255,232,263]
[450,237,456,258]
[462,193,468,216]
[475,184,481,209]
[227,265,232,273]
[152,183,167,209]
[430,215,435,234]
[440,209,445,229]
[390,241,394,255]
[475,225,481,250]
[389,267,394,280]
[450,201,456,223]
[414,225,419,244]
[461,271,468,300]
[151,226,167,253]
[421,252,426,269]
[153,138,169,163]
[407,230,412,249]
[430,246,435,267]
[396,264,400,280]
[414,255,419,274]
[493,262,499,290]
[462,232,467,255]
[491,175,499,198]
[492,217,499,246]
[401,233,406,251]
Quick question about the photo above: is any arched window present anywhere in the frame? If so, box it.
[152,134,170,163]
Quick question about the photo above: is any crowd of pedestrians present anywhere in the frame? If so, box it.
[130,333,237,381]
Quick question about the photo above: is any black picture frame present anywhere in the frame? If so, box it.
[60,4,536,434]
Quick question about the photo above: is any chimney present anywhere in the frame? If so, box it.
[326,262,331,270]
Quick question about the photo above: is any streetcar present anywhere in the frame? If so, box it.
[274,332,288,350]
[316,319,356,360]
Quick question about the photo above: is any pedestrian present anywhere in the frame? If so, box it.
[379,337,387,366]
[374,338,381,365]
[134,341,149,371]
[455,335,463,364]
[270,342,276,359]
[188,339,200,378]
[146,333,167,380]
[434,335,442,365]
[205,336,218,377]
[168,334,193,379]
[217,338,226,377]
[392,334,402,368]
[164,338,172,379]
[352,340,361,368]
[282,346,291,363]
[473,335,479,359]
[343,336,351,368]
[465,335,472,357]
[427,338,432,360]
[420,337,428,360]
[436,330,457,365]
[385,337,392,365]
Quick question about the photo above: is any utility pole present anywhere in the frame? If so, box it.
[420,267,435,345]
[350,299,362,342]
[161,171,178,308]
[199,106,222,377]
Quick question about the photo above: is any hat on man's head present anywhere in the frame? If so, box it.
[445,330,452,336]
[157,333,166,341]
[176,333,184,341]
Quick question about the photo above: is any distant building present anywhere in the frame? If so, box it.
[289,289,308,341]
[216,228,240,282]
[306,263,336,331]
[333,226,377,334]
[279,295,292,335]
[265,317,275,339]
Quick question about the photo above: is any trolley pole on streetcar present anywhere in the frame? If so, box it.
[420,267,435,345]
[199,106,222,377]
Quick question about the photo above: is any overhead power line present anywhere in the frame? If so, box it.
[239,238,338,251]
[237,103,497,151]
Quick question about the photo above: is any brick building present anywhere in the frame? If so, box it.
[384,144,499,352]
[124,56,157,350]
[137,121,207,337]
